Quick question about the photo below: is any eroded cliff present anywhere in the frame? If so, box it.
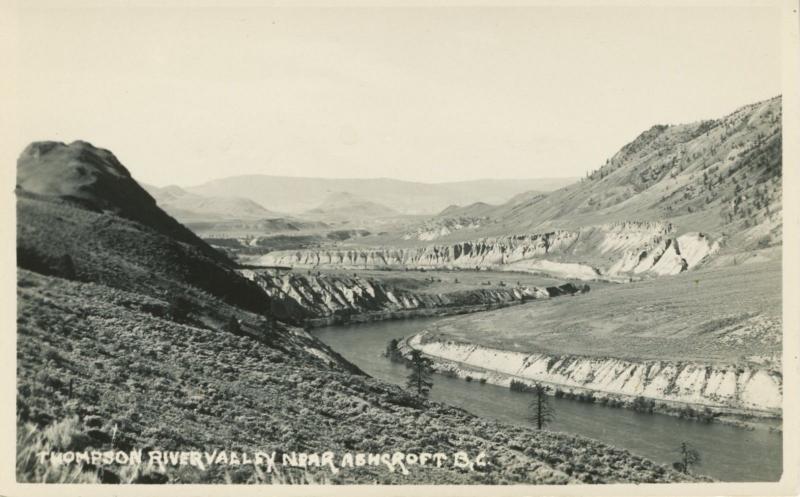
[255,221,720,280]
[402,332,781,416]
[241,270,582,326]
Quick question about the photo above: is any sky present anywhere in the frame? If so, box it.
[8,2,783,187]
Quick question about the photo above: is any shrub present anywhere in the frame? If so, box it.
[226,316,243,336]
[632,396,656,413]
[168,295,193,322]
[384,338,405,362]
[17,247,77,280]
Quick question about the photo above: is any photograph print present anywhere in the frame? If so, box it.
[4,1,797,494]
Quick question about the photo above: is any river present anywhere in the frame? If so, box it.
[313,318,782,482]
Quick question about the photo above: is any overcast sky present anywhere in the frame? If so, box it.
[10,2,782,187]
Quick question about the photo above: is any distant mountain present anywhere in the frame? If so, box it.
[438,201,498,218]
[185,176,575,215]
[142,183,282,222]
[302,191,399,222]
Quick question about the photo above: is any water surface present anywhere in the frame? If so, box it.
[314,318,782,482]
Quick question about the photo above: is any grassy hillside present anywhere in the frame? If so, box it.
[394,97,782,253]
[17,270,700,484]
[17,194,270,316]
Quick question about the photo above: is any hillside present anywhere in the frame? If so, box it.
[17,141,228,264]
[186,175,574,215]
[421,96,782,251]
[15,141,694,484]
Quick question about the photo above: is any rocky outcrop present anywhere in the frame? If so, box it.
[256,221,720,280]
[403,333,782,416]
[241,270,581,326]
[403,216,486,241]
[257,231,578,270]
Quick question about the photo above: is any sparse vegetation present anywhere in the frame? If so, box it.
[425,261,781,366]
[17,131,756,485]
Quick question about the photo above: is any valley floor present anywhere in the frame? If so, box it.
[418,260,781,366]
[398,260,782,418]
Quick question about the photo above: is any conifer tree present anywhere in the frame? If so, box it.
[406,350,434,397]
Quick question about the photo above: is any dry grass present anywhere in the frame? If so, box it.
[424,260,781,366]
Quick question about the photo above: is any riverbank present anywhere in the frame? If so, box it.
[241,268,588,327]
[396,332,781,431]
[303,299,524,327]
[312,318,782,482]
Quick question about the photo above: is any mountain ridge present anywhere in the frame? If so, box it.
[185,175,575,215]
[142,183,284,222]
[303,191,400,222]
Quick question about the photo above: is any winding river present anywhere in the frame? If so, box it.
[313,318,782,482]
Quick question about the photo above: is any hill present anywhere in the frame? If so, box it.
[454,96,782,251]
[16,141,227,263]
[143,184,282,222]
[303,191,400,222]
[186,175,574,215]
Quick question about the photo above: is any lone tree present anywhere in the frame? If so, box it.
[528,383,554,430]
[406,350,434,397]
[673,441,702,474]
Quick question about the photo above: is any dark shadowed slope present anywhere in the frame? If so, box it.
[15,141,276,314]
[17,141,231,266]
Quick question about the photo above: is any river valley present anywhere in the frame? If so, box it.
[314,318,782,482]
